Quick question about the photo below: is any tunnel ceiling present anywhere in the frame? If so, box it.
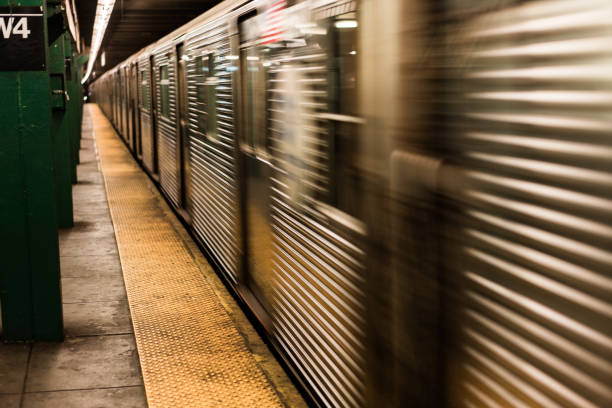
[76,0,222,80]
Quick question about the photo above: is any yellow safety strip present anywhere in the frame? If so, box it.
[89,105,285,408]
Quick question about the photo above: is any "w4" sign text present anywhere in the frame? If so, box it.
[0,17,32,39]
[0,7,45,71]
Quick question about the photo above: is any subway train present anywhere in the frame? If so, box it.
[90,0,612,407]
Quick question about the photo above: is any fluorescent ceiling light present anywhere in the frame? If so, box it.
[82,0,116,84]
[335,20,357,29]
[64,0,80,50]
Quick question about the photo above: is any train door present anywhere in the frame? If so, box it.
[115,73,119,126]
[176,43,192,219]
[139,62,155,172]
[122,69,128,139]
[149,55,159,176]
[117,70,122,132]
[116,73,120,126]
[111,74,116,124]
[127,66,133,148]
[238,12,275,315]
[129,65,135,151]
[125,67,131,142]
[119,68,125,140]
[257,4,368,408]
[131,63,142,157]
[126,67,132,145]
[123,68,127,140]
[137,65,143,158]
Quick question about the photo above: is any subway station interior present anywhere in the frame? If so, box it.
[1,0,611,407]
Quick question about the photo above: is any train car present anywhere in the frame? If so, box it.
[90,0,612,407]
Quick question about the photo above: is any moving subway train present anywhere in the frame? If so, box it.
[90,0,612,406]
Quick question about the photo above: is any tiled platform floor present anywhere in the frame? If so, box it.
[0,113,147,407]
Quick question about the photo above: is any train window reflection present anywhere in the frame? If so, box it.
[195,56,206,104]
[240,45,266,152]
[334,12,358,116]
[194,56,207,135]
[330,12,361,219]
[140,70,148,109]
[160,65,170,118]
[206,54,218,141]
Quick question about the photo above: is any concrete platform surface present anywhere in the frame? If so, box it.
[0,105,307,408]
[90,104,306,408]
[0,112,147,408]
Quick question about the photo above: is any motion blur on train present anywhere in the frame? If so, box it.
[89,0,612,406]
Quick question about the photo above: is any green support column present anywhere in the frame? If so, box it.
[76,53,88,114]
[65,36,80,181]
[0,0,63,341]
[76,47,85,155]
[74,52,87,175]
[75,53,87,153]
[49,24,73,228]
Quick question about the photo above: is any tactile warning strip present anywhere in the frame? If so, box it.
[89,105,285,408]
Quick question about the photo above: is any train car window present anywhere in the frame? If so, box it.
[240,43,266,152]
[239,12,267,154]
[334,13,358,116]
[160,65,170,118]
[329,12,361,219]
[206,54,218,140]
[140,70,149,109]
[194,56,207,134]
[195,56,206,104]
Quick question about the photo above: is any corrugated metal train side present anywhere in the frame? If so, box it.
[90,0,612,407]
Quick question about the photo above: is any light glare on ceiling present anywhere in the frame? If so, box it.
[82,0,116,84]
[335,20,358,29]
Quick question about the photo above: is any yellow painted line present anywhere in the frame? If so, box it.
[89,104,285,408]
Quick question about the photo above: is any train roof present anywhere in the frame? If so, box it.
[94,0,253,81]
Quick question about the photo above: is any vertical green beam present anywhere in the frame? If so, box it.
[0,0,63,341]
[71,41,80,166]
[76,52,87,135]
[74,52,87,171]
[77,46,84,149]
[0,71,34,340]
[75,41,82,163]
[65,36,80,179]
[75,51,82,153]
[49,27,73,228]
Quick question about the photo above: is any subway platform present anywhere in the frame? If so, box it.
[0,105,306,408]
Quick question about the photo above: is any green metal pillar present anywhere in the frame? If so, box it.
[75,53,87,155]
[48,10,73,228]
[76,47,85,156]
[65,36,81,181]
[0,0,63,341]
